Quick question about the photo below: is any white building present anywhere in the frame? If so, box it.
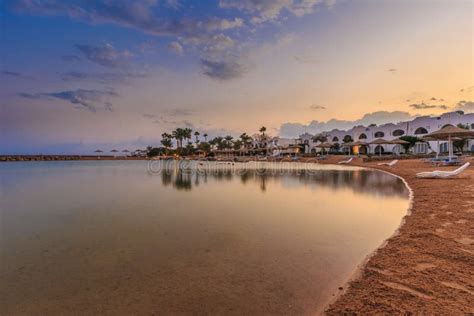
[299,111,474,155]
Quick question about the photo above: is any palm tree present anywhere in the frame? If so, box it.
[172,128,185,148]
[194,131,200,144]
[240,133,252,149]
[161,133,173,153]
[259,126,267,137]
[224,135,234,149]
[233,139,243,150]
[184,128,193,145]
[203,133,208,142]
[212,136,225,150]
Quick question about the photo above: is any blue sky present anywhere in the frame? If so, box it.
[1,0,473,154]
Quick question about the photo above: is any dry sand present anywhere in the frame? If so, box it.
[318,157,474,315]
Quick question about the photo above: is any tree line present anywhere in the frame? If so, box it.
[147,127,267,157]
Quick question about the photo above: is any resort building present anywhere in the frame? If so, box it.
[299,111,474,155]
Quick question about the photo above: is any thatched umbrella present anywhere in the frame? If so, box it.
[390,138,409,145]
[94,149,103,159]
[370,138,392,157]
[424,125,474,160]
[315,142,332,155]
[389,138,409,155]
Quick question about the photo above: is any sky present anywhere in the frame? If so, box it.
[1,0,473,154]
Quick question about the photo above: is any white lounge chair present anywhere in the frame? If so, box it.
[378,159,399,167]
[416,162,470,179]
[338,157,353,164]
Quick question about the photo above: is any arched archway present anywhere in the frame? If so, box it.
[358,133,367,140]
[332,136,339,142]
[442,124,454,128]
[414,127,428,135]
[393,144,403,155]
[358,145,368,155]
[374,145,384,155]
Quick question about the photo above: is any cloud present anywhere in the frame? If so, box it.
[76,43,132,68]
[310,104,326,110]
[293,55,320,64]
[279,111,415,137]
[456,100,474,113]
[219,0,330,23]
[1,70,22,76]
[168,41,184,56]
[61,55,81,62]
[143,114,158,119]
[409,102,448,110]
[18,88,118,112]
[387,68,397,73]
[203,17,244,31]
[60,71,146,84]
[165,108,194,116]
[166,0,181,10]
[459,86,473,93]
[7,1,243,41]
[200,58,247,81]
[1,70,32,79]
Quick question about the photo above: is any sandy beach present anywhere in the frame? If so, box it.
[316,157,474,314]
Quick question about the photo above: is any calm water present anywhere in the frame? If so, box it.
[0,161,409,315]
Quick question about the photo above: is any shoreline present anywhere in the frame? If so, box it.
[318,164,416,315]
[319,156,474,314]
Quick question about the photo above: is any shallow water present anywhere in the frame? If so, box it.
[0,161,409,315]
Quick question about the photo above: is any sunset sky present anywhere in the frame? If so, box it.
[1,0,473,154]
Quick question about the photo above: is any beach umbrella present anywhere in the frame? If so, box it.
[390,138,409,145]
[110,149,118,153]
[341,142,354,155]
[390,138,409,155]
[316,142,332,155]
[424,126,474,161]
[94,149,103,159]
[370,139,392,157]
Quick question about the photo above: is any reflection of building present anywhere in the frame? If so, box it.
[300,111,474,155]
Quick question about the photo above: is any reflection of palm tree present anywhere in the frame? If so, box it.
[259,175,267,192]
[174,171,192,191]
[203,133,208,142]
[161,171,173,186]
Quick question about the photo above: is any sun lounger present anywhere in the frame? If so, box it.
[377,159,398,167]
[416,162,470,179]
[338,157,353,164]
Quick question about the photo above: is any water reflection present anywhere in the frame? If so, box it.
[160,168,408,197]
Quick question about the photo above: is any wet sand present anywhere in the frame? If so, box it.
[319,157,474,315]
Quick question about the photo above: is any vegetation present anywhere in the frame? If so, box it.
[399,136,423,152]
[453,123,469,152]
[312,134,328,143]
[145,127,267,158]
